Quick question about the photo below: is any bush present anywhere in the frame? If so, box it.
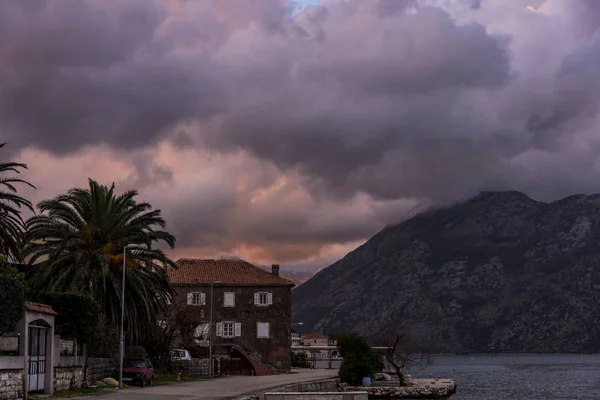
[337,335,383,385]
[291,352,311,368]
[338,334,374,358]
[37,292,99,343]
[0,276,24,334]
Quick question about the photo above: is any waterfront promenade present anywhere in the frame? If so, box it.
[96,369,338,400]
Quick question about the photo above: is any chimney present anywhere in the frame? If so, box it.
[271,264,280,276]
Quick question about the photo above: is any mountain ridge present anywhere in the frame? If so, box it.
[292,191,600,353]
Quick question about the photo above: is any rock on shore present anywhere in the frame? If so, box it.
[345,379,457,399]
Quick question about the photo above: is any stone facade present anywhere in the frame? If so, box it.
[54,366,84,392]
[0,370,24,400]
[174,284,292,373]
[169,260,295,375]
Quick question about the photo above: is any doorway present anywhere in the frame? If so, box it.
[28,325,47,392]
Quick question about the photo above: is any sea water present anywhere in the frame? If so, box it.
[314,354,600,399]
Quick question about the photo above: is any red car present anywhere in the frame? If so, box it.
[114,358,155,386]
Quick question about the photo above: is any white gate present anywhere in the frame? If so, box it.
[28,326,47,392]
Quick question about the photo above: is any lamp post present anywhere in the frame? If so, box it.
[209,280,222,378]
[119,244,141,389]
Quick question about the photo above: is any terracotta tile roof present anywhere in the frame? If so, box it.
[168,259,295,287]
[25,302,57,315]
[302,332,329,340]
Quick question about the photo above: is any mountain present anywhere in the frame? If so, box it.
[292,191,600,353]
[257,266,313,288]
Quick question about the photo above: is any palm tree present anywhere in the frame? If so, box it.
[26,178,176,341]
[0,143,35,262]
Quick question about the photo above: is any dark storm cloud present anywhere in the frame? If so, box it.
[0,0,227,154]
[7,0,600,263]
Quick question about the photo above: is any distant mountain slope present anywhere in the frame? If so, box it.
[292,191,600,353]
[257,266,312,288]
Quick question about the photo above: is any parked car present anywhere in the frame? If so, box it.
[170,349,192,361]
[114,358,155,386]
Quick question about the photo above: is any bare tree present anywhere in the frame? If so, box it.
[371,326,432,386]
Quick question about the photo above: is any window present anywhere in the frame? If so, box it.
[254,292,273,306]
[224,292,235,307]
[223,322,234,338]
[257,322,270,338]
[187,292,205,306]
[217,322,242,338]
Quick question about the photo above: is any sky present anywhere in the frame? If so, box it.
[3,0,600,273]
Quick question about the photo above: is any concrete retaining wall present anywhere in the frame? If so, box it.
[0,369,24,400]
[235,378,342,400]
[54,366,84,392]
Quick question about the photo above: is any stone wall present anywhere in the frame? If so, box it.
[265,392,367,400]
[344,379,457,399]
[0,370,24,400]
[85,358,117,385]
[54,366,84,392]
[168,358,210,377]
[0,337,18,353]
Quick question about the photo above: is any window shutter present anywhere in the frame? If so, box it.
[201,292,206,305]
[264,322,270,338]
[234,323,242,337]
[187,293,193,305]
[267,292,273,305]
[216,322,224,337]
[254,293,260,304]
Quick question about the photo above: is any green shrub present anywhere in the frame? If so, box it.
[337,335,383,385]
[291,352,310,368]
[37,292,99,343]
[0,276,24,334]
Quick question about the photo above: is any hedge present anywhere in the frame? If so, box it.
[37,292,99,343]
[0,276,24,334]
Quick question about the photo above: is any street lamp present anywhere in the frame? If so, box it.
[209,280,222,378]
[119,244,142,389]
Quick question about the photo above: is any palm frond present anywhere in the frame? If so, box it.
[26,178,177,341]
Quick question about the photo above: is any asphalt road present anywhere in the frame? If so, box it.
[96,369,338,400]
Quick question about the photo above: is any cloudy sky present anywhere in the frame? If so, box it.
[3,0,600,272]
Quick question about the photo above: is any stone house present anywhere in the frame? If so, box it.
[167,259,295,375]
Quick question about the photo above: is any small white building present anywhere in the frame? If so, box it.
[301,332,329,347]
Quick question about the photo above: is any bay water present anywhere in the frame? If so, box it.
[315,354,600,399]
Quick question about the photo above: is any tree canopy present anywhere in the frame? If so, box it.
[26,178,176,341]
[0,275,24,335]
[37,292,99,343]
[0,143,35,262]
[338,334,383,385]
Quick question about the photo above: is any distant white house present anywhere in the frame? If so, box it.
[291,332,339,361]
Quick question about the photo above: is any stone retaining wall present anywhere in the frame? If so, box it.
[54,366,84,392]
[168,359,210,377]
[85,358,117,385]
[345,379,457,399]
[0,370,24,400]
